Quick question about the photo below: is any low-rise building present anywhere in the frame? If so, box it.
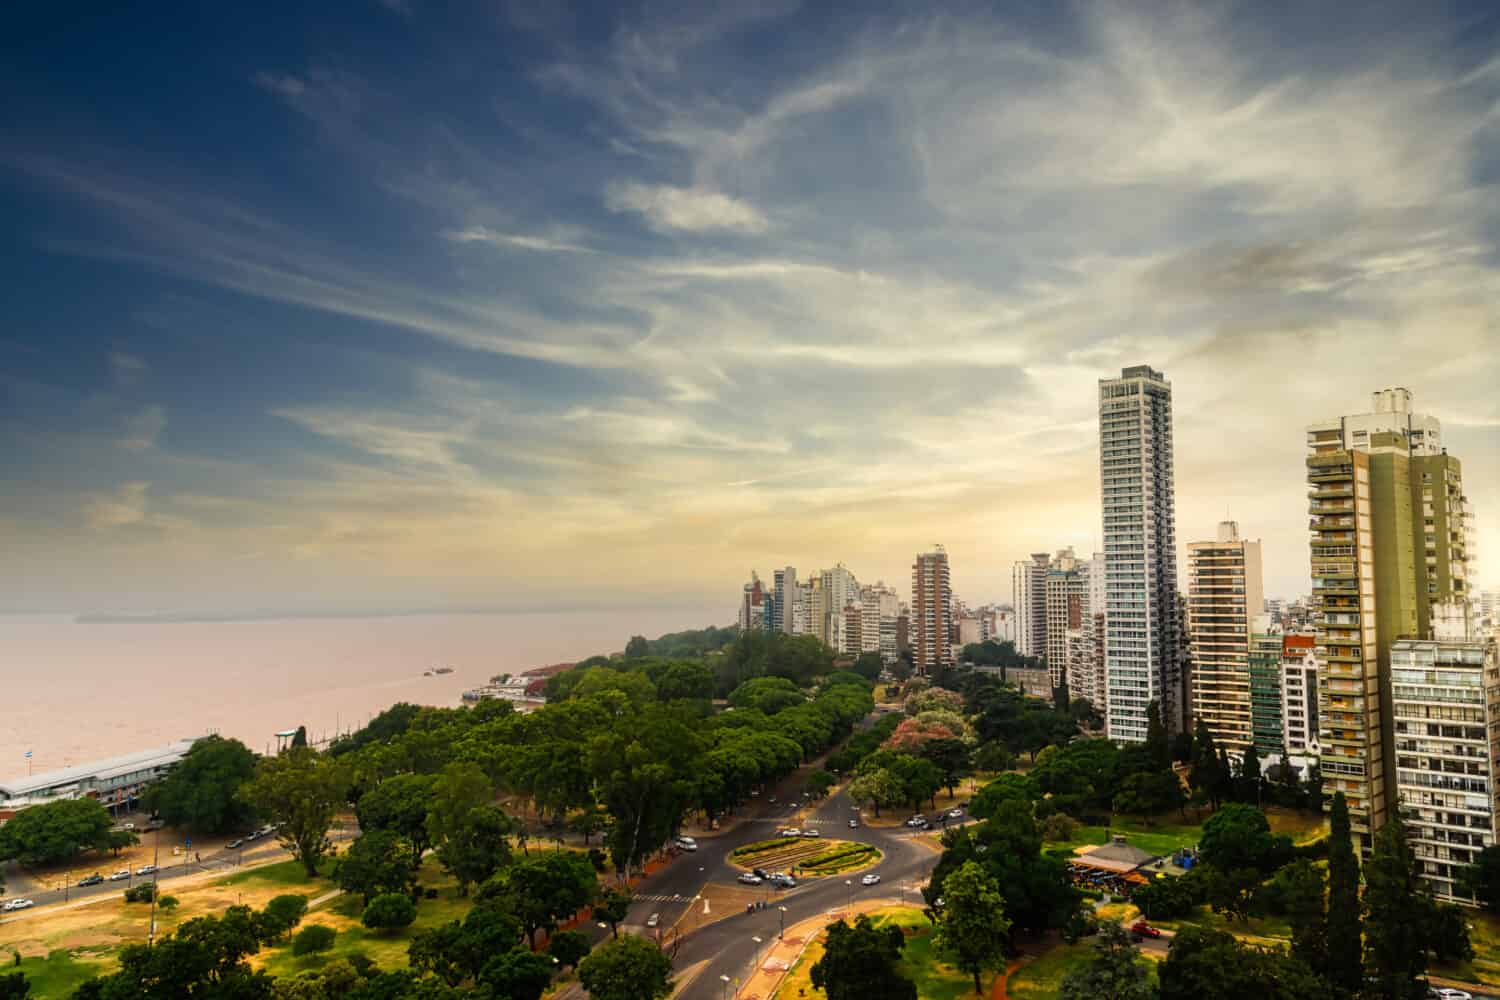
[0,739,200,819]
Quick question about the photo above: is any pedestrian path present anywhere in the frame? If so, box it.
[634,892,694,903]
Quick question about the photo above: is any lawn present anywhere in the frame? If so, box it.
[218,856,335,887]
[253,867,472,979]
[771,906,980,1000]
[5,948,114,999]
[1057,821,1203,859]
[1153,906,1292,944]
[1008,940,1158,999]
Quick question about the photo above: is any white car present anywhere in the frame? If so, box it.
[675,837,698,851]
[737,873,763,885]
[848,819,859,828]
[107,870,131,882]
[779,828,801,837]
[646,913,661,928]
[861,874,881,886]
[905,816,926,827]
[135,865,157,876]
[1430,990,1472,1000]
[2,899,35,912]
[800,829,821,838]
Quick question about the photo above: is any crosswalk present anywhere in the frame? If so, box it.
[633,893,690,903]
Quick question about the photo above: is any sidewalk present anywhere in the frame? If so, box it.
[730,895,907,1000]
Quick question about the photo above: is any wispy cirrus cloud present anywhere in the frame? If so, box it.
[605,182,768,234]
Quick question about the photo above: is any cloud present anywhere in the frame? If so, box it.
[252,72,306,98]
[120,404,167,451]
[605,182,768,233]
[109,351,148,386]
[86,482,150,529]
[442,226,596,254]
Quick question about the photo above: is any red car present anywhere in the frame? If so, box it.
[1130,921,1162,939]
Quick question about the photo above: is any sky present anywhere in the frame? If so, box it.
[3,0,1499,619]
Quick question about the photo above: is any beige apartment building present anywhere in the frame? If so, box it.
[1186,521,1264,751]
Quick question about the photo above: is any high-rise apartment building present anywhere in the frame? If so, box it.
[1391,637,1500,899]
[738,572,767,632]
[861,582,901,663]
[911,547,955,674]
[1185,521,1265,751]
[1045,549,1091,690]
[1099,365,1184,742]
[772,567,800,634]
[1307,388,1473,847]
[1012,553,1050,660]
[1248,627,1285,758]
[1280,632,1320,770]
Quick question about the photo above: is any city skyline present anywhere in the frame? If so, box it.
[4,2,1500,617]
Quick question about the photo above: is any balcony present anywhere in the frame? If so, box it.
[1309,485,1355,499]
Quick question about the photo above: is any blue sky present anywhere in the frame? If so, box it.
[3,0,1499,616]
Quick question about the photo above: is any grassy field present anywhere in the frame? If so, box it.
[1008,940,1158,999]
[1046,806,1327,859]
[771,906,979,1000]
[253,865,470,979]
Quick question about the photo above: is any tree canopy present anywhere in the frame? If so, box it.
[143,736,259,835]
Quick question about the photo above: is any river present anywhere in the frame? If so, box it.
[0,607,723,779]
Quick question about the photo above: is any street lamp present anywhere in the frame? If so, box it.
[778,905,788,940]
[719,973,732,1000]
[750,935,763,981]
[844,879,853,913]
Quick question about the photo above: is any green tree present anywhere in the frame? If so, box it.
[0,972,28,998]
[73,908,274,999]
[356,773,438,862]
[255,894,309,943]
[1188,721,1224,810]
[576,934,674,1000]
[479,948,555,1000]
[408,904,523,986]
[1058,920,1153,1000]
[810,915,916,1000]
[337,830,419,905]
[920,738,973,798]
[1158,926,1326,1000]
[1457,844,1500,911]
[431,804,512,896]
[362,893,418,934]
[483,852,596,949]
[1112,769,1184,824]
[241,747,348,877]
[1144,701,1170,770]
[1363,817,1427,998]
[934,862,1010,994]
[1238,743,1262,805]
[293,925,337,957]
[1269,859,1326,970]
[593,886,632,938]
[1198,804,1281,873]
[852,653,884,682]
[1325,792,1363,997]
[0,797,114,866]
[847,768,903,817]
[291,726,308,749]
[547,930,592,971]
[624,636,650,659]
[143,736,259,835]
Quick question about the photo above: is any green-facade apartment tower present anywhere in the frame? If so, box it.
[1306,388,1473,850]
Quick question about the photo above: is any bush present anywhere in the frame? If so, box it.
[362,893,417,933]
[157,895,179,912]
[123,883,155,903]
[293,924,338,956]
[346,953,377,978]
[1040,814,1079,842]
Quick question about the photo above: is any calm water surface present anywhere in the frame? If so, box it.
[0,608,721,779]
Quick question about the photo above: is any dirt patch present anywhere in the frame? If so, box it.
[671,883,765,937]
[57,932,121,950]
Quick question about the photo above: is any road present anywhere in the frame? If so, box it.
[598,751,948,1000]
[0,828,358,921]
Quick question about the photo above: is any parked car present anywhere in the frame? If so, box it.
[2,899,35,912]
[752,868,769,879]
[904,815,926,827]
[1429,990,1473,1000]
[646,913,660,928]
[135,865,157,876]
[861,874,881,886]
[226,839,244,850]
[947,807,964,818]
[778,828,801,837]
[675,836,698,851]
[768,796,777,804]
[107,870,131,882]
[770,875,797,889]
[848,818,859,828]
[737,873,763,885]
[256,825,275,838]
[76,874,104,887]
[1129,921,1161,939]
[800,828,821,838]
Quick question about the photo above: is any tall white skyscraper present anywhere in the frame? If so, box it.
[1099,365,1184,742]
[1012,553,1049,659]
[772,567,800,634]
